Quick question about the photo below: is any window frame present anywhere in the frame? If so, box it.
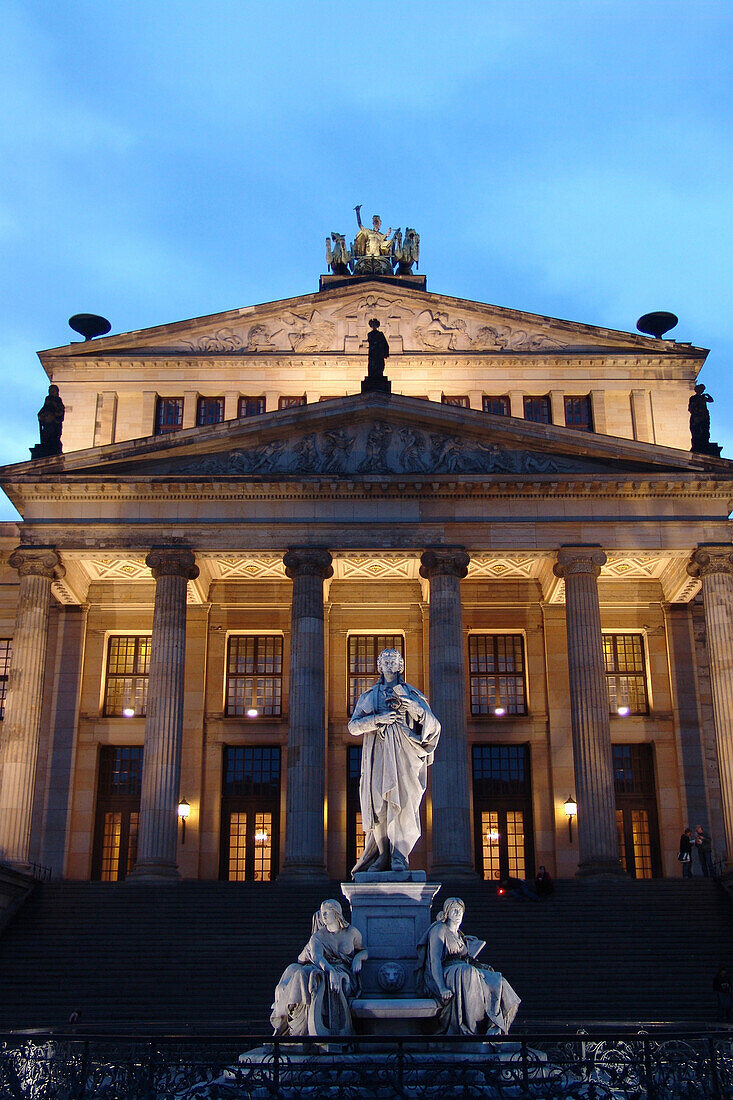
[468,632,529,716]
[238,396,266,418]
[441,394,470,408]
[564,394,593,432]
[482,395,511,417]
[602,632,650,716]
[103,634,152,717]
[154,396,184,435]
[224,633,285,718]
[196,396,225,426]
[278,395,307,409]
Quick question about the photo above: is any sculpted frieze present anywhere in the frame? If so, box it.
[145,421,594,477]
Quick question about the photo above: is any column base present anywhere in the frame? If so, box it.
[277,862,330,883]
[575,858,627,881]
[126,860,180,884]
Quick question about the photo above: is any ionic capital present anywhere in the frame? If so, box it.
[283,548,334,580]
[687,546,733,580]
[145,548,199,581]
[553,546,607,580]
[8,547,65,581]
[419,548,470,580]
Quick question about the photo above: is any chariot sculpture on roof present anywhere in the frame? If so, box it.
[325,206,420,277]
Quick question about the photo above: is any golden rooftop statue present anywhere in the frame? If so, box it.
[324,206,420,278]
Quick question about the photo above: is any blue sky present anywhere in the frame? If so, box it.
[1,0,731,520]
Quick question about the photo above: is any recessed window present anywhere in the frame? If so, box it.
[104,636,151,716]
[0,639,10,719]
[564,395,593,432]
[155,397,184,435]
[238,396,266,417]
[196,397,225,426]
[278,395,306,409]
[483,396,510,416]
[348,634,404,714]
[226,636,283,717]
[441,394,470,408]
[603,634,649,715]
[469,634,527,716]
[523,396,551,424]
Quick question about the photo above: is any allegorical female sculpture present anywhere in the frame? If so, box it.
[348,648,441,875]
[270,899,367,1037]
[417,897,521,1035]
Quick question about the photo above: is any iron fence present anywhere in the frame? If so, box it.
[0,1028,731,1099]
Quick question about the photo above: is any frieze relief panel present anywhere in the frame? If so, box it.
[143,421,597,478]
[165,293,588,356]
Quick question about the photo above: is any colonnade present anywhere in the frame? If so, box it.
[1,542,733,881]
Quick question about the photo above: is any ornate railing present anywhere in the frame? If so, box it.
[0,1028,731,1098]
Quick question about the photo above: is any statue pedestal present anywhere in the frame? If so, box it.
[361,376,391,395]
[341,878,440,998]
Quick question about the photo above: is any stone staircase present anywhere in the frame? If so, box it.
[0,878,730,1031]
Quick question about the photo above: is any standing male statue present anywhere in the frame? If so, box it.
[352,206,398,275]
[348,648,441,875]
[689,383,714,452]
[33,384,65,457]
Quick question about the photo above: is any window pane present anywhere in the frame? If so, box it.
[101,813,122,882]
[483,396,510,416]
[105,638,151,716]
[506,811,525,878]
[472,745,530,798]
[564,395,593,431]
[226,636,283,716]
[604,634,648,714]
[238,396,265,417]
[0,638,11,719]
[441,395,470,407]
[155,397,183,434]
[253,812,273,882]
[196,397,225,426]
[228,812,247,881]
[616,809,627,872]
[278,395,306,409]
[523,396,551,424]
[481,811,501,881]
[631,809,652,879]
[348,635,405,713]
[223,747,281,798]
[469,635,527,715]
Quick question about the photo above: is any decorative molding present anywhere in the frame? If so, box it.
[468,554,539,579]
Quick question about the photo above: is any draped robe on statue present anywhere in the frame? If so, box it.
[348,677,441,873]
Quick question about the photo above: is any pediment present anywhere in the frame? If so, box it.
[5,394,723,485]
[40,282,698,362]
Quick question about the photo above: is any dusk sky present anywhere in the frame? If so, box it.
[1,0,731,521]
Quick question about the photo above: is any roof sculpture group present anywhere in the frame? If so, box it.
[326,206,420,277]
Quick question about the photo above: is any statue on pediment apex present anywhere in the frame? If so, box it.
[352,205,398,275]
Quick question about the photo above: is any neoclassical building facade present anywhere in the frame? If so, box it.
[0,273,731,884]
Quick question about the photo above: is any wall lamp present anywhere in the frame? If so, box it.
[564,795,577,842]
[177,798,190,844]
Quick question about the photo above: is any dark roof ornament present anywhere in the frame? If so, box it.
[68,314,111,341]
[636,311,678,339]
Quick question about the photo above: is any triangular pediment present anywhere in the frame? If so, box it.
[39,281,703,361]
[4,395,727,486]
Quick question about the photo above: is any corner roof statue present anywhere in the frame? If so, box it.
[325,205,419,279]
[31,384,65,460]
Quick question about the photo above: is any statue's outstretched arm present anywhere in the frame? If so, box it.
[355,205,363,229]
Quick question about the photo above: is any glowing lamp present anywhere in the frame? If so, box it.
[494,706,506,717]
[122,707,135,717]
[254,831,269,843]
[486,829,501,844]
[177,797,190,844]
[617,705,630,717]
[564,795,577,842]
[247,708,259,718]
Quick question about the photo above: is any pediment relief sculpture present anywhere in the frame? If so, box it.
[137,421,600,478]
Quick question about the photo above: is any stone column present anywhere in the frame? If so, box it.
[554,547,622,877]
[279,548,333,880]
[420,548,475,878]
[129,549,198,882]
[687,546,733,862]
[0,549,63,867]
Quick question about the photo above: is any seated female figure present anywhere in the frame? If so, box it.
[271,899,367,1037]
[417,897,520,1035]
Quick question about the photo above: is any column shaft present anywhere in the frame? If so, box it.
[131,549,198,881]
[0,550,61,866]
[280,549,332,880]
[555,547,623,877]
[420,550,475,877]
[689,547,733,861]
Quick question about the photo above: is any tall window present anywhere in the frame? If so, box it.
[347,634,404,713]
[523,396,551,424]
[564,395,593,432]
[226,635,283,716]
[155,397,184,434]
[603,634,648,715]
[196,397,225,426]
[472,745,533,881]
[0,639,11,719]
[221,746,281,882]
[104,636,151,716]
[238,396,266,418]
[483,396,510,416]
[613,744,660,879]
[441,394,470,407]
[92,746,143,882]
[278,395,306,409]
[469,634,527,716]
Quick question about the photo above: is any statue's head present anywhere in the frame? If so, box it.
[49,385,60,396]
[377,648,404,678]
[372,215,381,230]
[368,318,381,330]
[437,897,465,925]
[695,383,706,394]
[318,899,348,933]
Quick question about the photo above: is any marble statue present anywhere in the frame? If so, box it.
[352,206,398,275]
[325,232,352,276]
[270,899,367,1037]
[689,383,714,452]
[367,319,389,380]
[348,648,441,875]
[416,897,521,1035]
[392,227,420,275]
[36,384,65,456]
